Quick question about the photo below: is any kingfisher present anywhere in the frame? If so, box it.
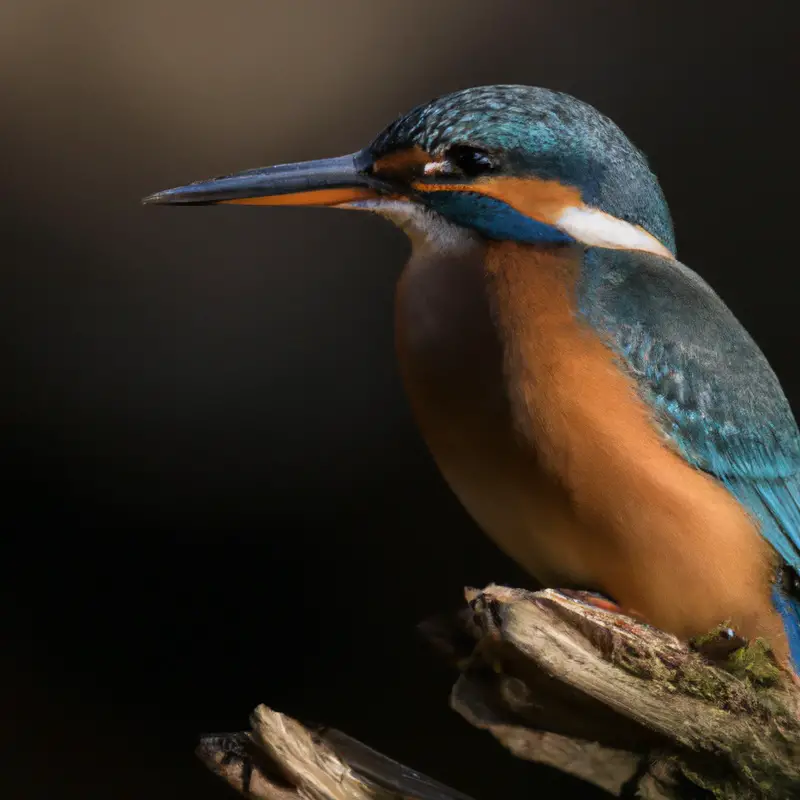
[144,85,800,670]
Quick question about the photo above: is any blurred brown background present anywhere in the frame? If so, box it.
[0,2,795,798]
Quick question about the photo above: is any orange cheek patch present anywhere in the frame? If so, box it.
[223,187,379,207]
[371,146,433,179]
[412,176,582,224]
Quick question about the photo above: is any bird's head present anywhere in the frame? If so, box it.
[144,85,675,258]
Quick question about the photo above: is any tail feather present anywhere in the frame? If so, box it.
[772,584,800,670]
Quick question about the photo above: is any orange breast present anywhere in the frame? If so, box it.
[395,240,786,660]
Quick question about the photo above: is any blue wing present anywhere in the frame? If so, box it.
[579,248,800,660]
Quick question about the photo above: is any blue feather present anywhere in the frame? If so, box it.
[772,586,800,668]
[424,190,573,244]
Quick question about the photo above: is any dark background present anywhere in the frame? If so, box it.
[1,2,795,798]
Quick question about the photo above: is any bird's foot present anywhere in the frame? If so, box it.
[556,589,647,622]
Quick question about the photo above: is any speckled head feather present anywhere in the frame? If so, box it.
[369,85,676,254]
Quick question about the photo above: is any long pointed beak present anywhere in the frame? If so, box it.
[142,151,390,207]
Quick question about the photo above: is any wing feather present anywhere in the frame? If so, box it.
[579,248,800,571]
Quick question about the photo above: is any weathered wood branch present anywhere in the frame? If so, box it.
[198,706,478,800]
[197,587,800,799]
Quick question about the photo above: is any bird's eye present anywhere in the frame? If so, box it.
[443,145,495,177]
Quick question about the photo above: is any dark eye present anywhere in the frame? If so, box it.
[444,145,495,177]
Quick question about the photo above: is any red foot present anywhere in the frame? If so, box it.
[582,595,625,614]
[558,590,648,623]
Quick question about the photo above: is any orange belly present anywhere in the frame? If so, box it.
[395,240,786,660]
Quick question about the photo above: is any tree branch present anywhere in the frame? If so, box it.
[197,587,800,799]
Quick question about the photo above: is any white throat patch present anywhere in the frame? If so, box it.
[340,198,478,254]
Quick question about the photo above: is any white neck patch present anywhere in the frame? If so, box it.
[556,206,672,258]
